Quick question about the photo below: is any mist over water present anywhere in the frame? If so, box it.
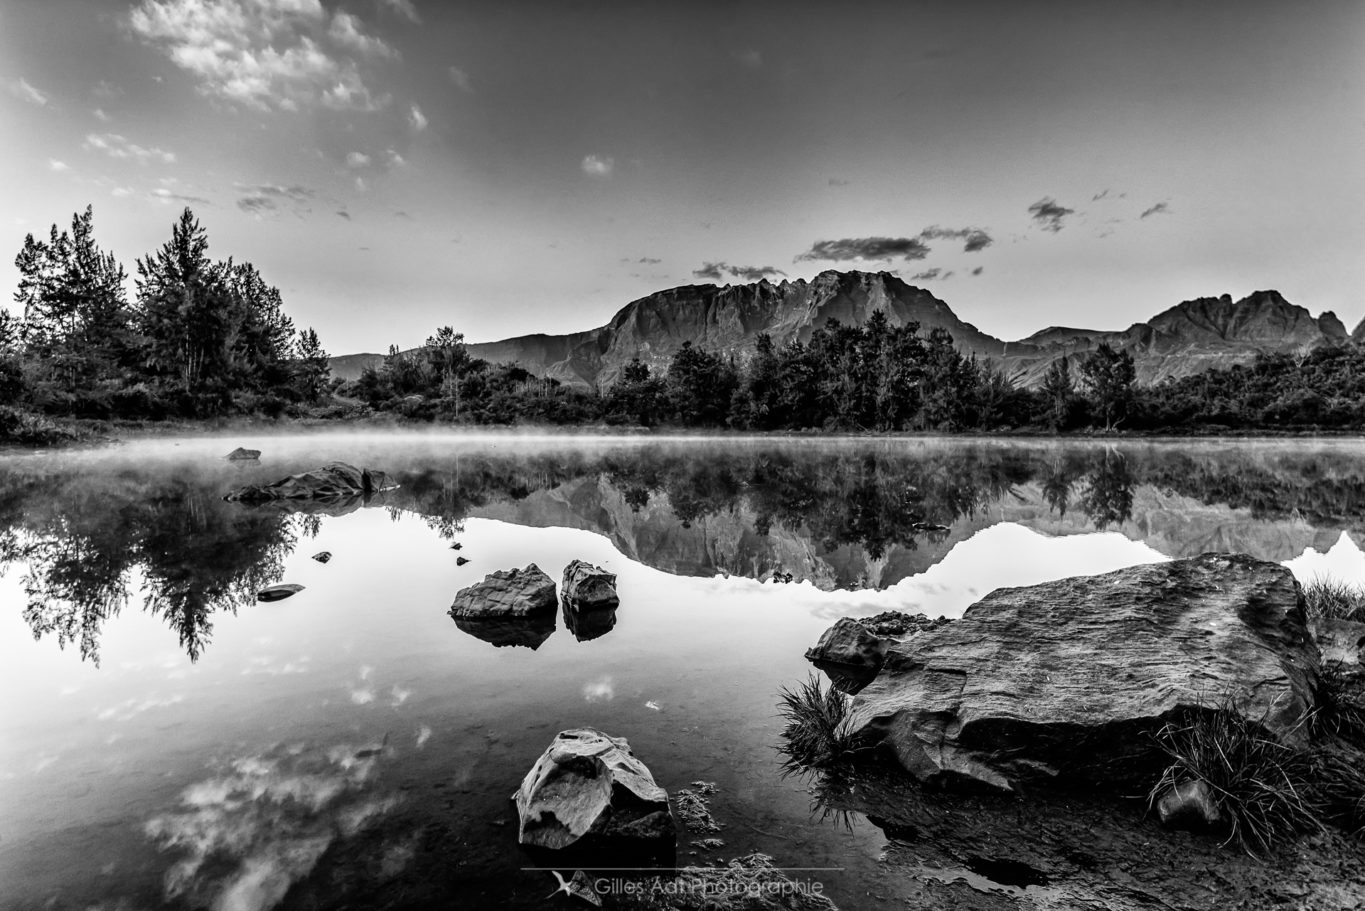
[3,433,1365,910]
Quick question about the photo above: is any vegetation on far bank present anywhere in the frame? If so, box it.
[8,203,1365,447]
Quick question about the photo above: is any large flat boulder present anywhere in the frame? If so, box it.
[449,564,556,619]
[513,729,673,850]
[847,553,1319,791]
[225,461,393,502]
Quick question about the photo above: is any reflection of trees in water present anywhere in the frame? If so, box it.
[9,442,1365,663]
[0,469,299,664]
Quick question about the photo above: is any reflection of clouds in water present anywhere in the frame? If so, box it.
[349,688,376,705]
[389,685,411,706]
[1284,532,1365,585]
[644,700,662,711]
[241,654,311,677]
[583,676,615,702]
[415,725,432,749]
[97,694,184,721]
[359,665,373,681]
[143,742,397,911]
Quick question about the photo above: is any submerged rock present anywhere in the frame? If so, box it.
[513,729,674,850]
[225,447,261,461]
[258,583,304,602]
[561,559,619,611]
[847,553,1319,791]
[225,461,394,502]
[449,564,556,619]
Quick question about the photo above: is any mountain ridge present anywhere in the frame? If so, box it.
[329,271,1352,389]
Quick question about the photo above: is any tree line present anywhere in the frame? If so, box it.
[2,206,329,425]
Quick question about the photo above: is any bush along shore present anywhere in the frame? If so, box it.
[13,205,1365,447]
[786,558,1365,910]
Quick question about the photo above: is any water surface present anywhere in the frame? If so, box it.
[4,433,1364,910]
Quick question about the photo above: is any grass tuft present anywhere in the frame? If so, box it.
[1303,576,1365,623]
[1150,707,1324,855]
[1313,660,1365,750]
[777,674,862,770]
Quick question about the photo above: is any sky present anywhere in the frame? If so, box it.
[2,0,1362,355]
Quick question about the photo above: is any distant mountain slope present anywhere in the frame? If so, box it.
[329,271,1350,389]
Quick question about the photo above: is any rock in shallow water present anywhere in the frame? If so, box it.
[225,447,260,461]
[561,559,619,611]
[257,583,304,602]
[513,729,674,850]
[847,553,1319,791]
[225,461,393,502]
[449,564,556,618]
[806,612,950,670]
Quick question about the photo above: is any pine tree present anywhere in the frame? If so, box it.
[294,328,330,401]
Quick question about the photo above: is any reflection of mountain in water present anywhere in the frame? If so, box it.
[6,440,1365,661]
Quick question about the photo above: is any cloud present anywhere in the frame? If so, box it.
[379,0,421,23]
[910,268,946,281]
[918,225,993,252]
[112,186,134,197]
[693,261,786,282]
[328,11,396,59]
[151,187,209,205]
[84,132,176,164]
[93,107,112,122]
[1028,197,1075,233]
[637,257,661,264]
[5,77,48,106]
[971,266,984,276]
[447,66,473,93]
[128,0,390,112]
[1140,201,1170,219]
[346,151,371,169]
[336,208,351,219]
[407,103,427,132]
[795,236,931,263]
[581,154,614,177]
[48,159,71,173]
[734,48,763,69]
[234,184,314,218]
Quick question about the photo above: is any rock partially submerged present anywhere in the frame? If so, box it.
[449,564,556,619]
[561,559,619,611]
[225,447,261,461]
[806,612,950,670]
[312,551,332,564]
[513,729,674,850]
[225,462,394,502]
[258,583,304,602]
[847,553,1319,791]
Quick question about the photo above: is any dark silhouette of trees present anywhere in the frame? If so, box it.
[1079,343,1136,431]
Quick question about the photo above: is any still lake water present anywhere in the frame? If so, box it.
[3,433,1365,910]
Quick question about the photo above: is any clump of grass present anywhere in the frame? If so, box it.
[1303,576,1365,623]
[1313,660,1365,749]
[1150,707,1325,855]
[777,674,862,770]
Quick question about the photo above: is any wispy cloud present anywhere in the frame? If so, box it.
[795,236,931,263]
[1028,197,1075,233]
[581,154,614,177]
[328,11,397,59]
[84,132,176,164]
[151,187,209,205]
[918,225,993,252]
[693,261,786,282]
[346,151,371,169]
[92,107,112,122]
[1140,201,1170,219]
[407,103,427,132]
[48,159,71,173]
[448,66,473,93]
[380,0,421,23]
[637,256,661,264]
[236,183,313,215]
[129,0,391,112]
[6,77,49,106]
[909,267,950,281]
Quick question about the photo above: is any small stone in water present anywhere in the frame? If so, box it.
[258,583,304,602]
[456,556,470,566]
[312,551,332,564]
